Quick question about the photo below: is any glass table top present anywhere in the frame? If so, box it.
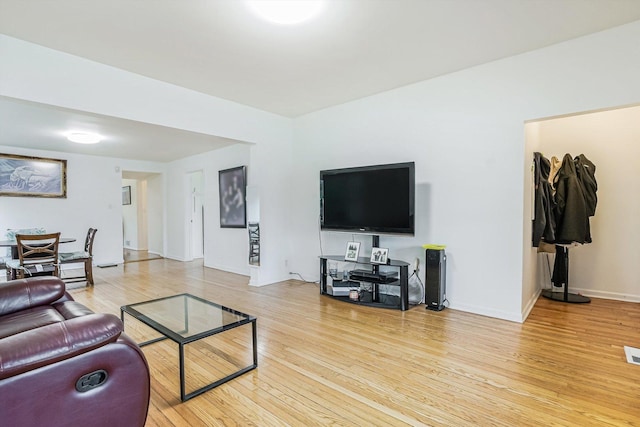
[121,293,255,344]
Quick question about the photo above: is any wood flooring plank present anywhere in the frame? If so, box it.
[67,259,640,426]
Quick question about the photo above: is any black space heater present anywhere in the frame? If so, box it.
[425,248,446,311]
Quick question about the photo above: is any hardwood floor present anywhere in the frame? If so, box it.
[123,249,164,263]
[69,259,640,426]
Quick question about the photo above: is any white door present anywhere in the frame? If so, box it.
[189,171,204,259]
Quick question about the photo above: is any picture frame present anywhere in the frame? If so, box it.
[0,153,67,198]
[344,241,360,262]
[122,185,132,205]
[370,247,389,264]
[219,166,247,228]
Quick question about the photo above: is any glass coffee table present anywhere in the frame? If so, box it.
[121,293,257,402]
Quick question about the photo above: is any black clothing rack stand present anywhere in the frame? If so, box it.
[541,246,590,304]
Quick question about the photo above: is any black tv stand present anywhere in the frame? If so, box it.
[319,255,410,310]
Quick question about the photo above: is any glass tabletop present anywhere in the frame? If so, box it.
[121,293,255,344]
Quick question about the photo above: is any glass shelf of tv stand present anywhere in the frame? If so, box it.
[319,255,410,310]
[321,255,409,268]
[326,284,405,310]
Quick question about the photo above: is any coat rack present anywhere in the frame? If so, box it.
[541,246,590,303]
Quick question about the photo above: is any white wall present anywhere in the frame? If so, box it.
[137,180,149,250]
[0,34,293,285]
[247,130,294,285]
[291,21,640,321]
[531,105,640,301]
[146,174,164,255]
[522,122,543,316]
[165,143,252,275]
[0,145,164,265]
[0,36,292,145]
[3,21,640,319]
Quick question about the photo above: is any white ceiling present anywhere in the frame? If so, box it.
[2,0,640,161]
[0,96,238,162]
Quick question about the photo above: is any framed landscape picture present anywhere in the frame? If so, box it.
[344,241,360,262]
[0,153,67,198]
[219,166,247,228]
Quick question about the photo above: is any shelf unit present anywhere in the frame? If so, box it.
[248,222,260,265]
[319,255,410,310]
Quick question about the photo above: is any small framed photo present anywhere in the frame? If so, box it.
[344,241,360,262]
[122,185,131,205]
[370,247,389,264]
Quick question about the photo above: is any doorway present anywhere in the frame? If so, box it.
[122,171,164,263]
[524,104,640,303]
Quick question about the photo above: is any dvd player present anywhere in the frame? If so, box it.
[349,269,398,280]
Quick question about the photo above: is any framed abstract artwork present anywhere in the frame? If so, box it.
[219,166,247,228]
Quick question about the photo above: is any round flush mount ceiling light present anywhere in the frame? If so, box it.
[246,0,324,25]
[66,132,102,144]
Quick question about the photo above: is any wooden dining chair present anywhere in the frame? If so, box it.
[59,228,97,285]
[4,228,47,280]
[6,232,61,279]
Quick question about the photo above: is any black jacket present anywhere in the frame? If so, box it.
[574,154,597,217]
[532,152,556,246]
[554,154,591,244]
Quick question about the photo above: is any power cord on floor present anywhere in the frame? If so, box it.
[409,266,425,304]
[289,272,317,284]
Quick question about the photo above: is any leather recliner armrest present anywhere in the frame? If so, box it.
[0,313,123,380]
[0,277,66,316]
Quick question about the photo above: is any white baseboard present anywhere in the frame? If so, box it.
[568,287,640,303]
[203,262,250,277]
[521,289,542,321]
[449,301,525,323]
[164,255,188,262]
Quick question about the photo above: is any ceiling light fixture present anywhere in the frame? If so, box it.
[66,132,102,144]
[246,0,324,25]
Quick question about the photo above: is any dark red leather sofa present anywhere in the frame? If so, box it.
[0,277,150,426]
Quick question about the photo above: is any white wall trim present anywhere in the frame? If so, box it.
[521,289,542,322]
[571,288,640,303]
[448,302,524,324]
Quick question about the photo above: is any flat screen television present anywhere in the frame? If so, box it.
[320,162,415,235]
